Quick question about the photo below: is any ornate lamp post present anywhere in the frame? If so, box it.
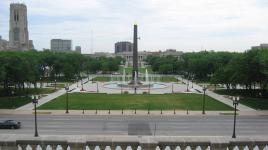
[186,77,189,92]
[31,95,39,137]
[148,81,150,94]
[54,79,57,89]
[96,82,99,93]
[232,96,239,138]
[172,82,174,93]
[76,76,79,88]
[202,85,207,115]
[11,90,14,108]
[81,78,84,91]
[191,77,194,88]
[65,84,69,114]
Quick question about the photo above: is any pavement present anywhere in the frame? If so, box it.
[0,109,267,116]
[0,114,268,136]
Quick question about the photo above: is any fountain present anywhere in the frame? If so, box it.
[122,68,126,84]
[145,69,149,84]
[103,24,167,90]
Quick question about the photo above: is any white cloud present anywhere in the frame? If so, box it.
[1,0,268,53]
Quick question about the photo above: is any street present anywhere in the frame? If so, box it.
[0,114,268,136]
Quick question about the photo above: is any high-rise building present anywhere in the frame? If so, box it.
[114,41,133,54]
[75,46,81,54]
[8,3,34,50]
[51,39,72,51]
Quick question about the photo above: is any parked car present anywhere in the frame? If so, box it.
[0,120,21,129]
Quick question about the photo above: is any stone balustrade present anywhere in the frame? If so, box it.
[0,135,267,150]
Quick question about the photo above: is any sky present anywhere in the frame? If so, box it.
[1,0,268,54]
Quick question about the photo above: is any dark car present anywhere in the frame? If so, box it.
[0,120,21,129]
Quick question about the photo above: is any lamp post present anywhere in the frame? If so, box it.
[172,83,174,93]
[202,85,207,115]
[81,78,84,91]
[54,79,57,89]
[76,76,79,88]
[31,95,39,137]
[232,96,239,138]
[148,81,150,94]
[191,77,194,88]
[96,82,99,93]
[65,84,69,114]
[40,77,42,88]
[11,90,14,109]
[186,77,189,92]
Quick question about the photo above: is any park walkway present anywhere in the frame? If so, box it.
[16,77,93,111]
[180,78,256,111]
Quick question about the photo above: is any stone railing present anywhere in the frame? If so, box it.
[0,135,267,150]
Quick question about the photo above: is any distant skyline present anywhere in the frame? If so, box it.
[1,0,268,53]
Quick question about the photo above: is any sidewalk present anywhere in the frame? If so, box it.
[180,78,256,111]
[16,77,93,111]
[1,109,267,116]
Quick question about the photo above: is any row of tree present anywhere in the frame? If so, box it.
[146,49,268,96]
[0,50,122,95]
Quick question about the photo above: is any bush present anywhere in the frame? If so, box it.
[123,91,129,94]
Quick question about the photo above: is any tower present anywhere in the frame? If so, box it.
[9,3,33,50]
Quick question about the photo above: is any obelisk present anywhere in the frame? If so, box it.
[132,24,139,84]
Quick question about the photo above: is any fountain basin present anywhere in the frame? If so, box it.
[103,82,167,89]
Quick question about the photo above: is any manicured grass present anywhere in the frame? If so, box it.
[239,98,268,110]
[214,89,268,110]
[0,88,57,97]
[119,66,153,74]
[93,76,111,82]
[160,76,177,82]
[38,93,232,110]
[0,96,32,109]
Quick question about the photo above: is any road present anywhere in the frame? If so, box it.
[0,115,268,136]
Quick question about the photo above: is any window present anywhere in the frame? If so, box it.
[14,27,20,41]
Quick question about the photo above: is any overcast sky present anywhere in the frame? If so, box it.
[1,0,268,53]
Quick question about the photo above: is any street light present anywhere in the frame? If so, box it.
[186,77,189,92]
[81,78,84,91]
[76,76,79,88]
[191,77,194,88]
[54,79,57,89]
[148,81,150,94]
[11,90,14,109]
[31,95,39,137]
[172,83,174,93]
[96,82,99,93]
[202,85,207,115]
[232,96,239,138]
[65,84,69,114]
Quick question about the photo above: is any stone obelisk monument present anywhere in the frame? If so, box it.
[131,24,139,85]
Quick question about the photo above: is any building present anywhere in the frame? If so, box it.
[115,41,133,54]
[75,46,81,54]
[0,3,34,51]
[116,51,148,67]
[0,36,9,50]
[51,39,72,51]
[160,49,183,60]
[85,52,115,59]
[251,43,268,50]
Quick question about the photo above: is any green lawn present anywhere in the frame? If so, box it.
[119,66,153,74]
[38,93,232,110]
[160,76,177,82]
[239,98,268,110]
[0,88,57,97]
[93,76,111,82]
[0,96,31,109]
[214,89,268,110]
